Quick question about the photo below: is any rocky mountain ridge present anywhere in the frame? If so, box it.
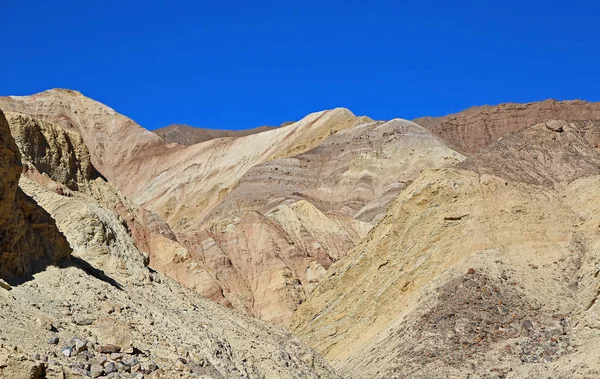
[0,90,463,325]
[3,90,600,378]
[154,124,283,146]
[414,99,600,154]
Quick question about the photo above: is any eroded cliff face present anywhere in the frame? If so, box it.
[293,120,600,378]
[0,110,71,281]
[0,89,164,196]
[5,112,99,190]
[6,111,185,277]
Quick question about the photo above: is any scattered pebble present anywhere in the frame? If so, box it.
[90,363,104,378]
[61,347,72,357]
[48,336,59,345]
[97,344,121,354]
[73,317,95,326]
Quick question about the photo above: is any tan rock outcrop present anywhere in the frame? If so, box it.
[0,89,165,197]
[5,112,99,190]
[6,111,187,276]
[0,109,71,281]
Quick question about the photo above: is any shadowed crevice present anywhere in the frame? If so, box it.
[61,256,124,290]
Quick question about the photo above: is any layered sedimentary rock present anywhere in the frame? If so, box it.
[155,118,461,325]
[206,118,464,224]
[6,87,600,377]
[293,120,600,377]
[1,90,464,324]
[0,110,338,378]
[414,99,600,154]
[0,110,71,281]
[0,90,369,226]
[174,118,464,323]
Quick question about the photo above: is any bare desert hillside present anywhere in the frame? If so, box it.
[3,90,600,378]
[154,124,281,145]
[0,90,462,324]
[293,119,600,378]
[0,109,338,378]
[414,99,600,154]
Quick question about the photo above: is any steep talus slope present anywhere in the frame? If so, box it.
[0,264,340,379]
[293,120,600,377]
[0,110,71,282]
[0,110,339,378]
[154,124,280,145]
[414,99,600,154]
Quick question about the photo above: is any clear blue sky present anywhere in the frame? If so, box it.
[1,1,599,130]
